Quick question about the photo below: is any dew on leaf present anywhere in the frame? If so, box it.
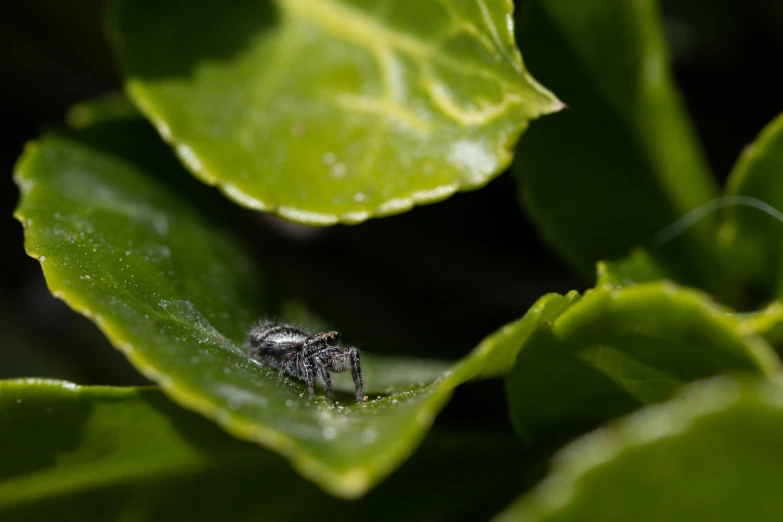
[322,152,336,165]
[331,163,347,178]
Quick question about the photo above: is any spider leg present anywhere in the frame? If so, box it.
[277,351,297,381]
[302,359,315,399]
[348,347,364,402]
[312,358,334,404]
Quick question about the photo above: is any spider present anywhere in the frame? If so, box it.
[246,320,365,404]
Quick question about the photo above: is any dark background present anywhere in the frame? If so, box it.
[1,0,782,401]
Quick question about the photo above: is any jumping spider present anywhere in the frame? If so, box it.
[246,320,365,404]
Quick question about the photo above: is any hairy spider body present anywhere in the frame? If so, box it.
[246,321,364,403]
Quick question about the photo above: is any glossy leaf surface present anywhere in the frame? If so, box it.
[108,0,562,224]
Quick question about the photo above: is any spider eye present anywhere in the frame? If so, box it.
[326,332,339,345]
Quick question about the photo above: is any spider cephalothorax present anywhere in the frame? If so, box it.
[246,320,365,404]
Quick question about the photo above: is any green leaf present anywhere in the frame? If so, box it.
[496,377,783,522]
[595,112,783,332]
[474,291,582,378]
[600,111,783,337]
[106,0,562,225]
[505,282,780,445]
[0,379,526,521]
[595,249,668,288]
[13,107,578,498]
[737,303,783,347]
[66,93,141,129]
[513,0,724,293]
[723,112,783,300]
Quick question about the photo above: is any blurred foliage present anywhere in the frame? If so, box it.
[514,0,720,293]
[506,282,779,445]
[3,0,783,520]
[498,377,783,522]
[0,380,524,522]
